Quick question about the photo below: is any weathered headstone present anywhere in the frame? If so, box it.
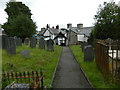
[30,37,37,48]
[84,45,94,61]
[105,38,112,44]
[47,39,54,51]
[21,50,30,58]
[39,38,45,49]
[6,37,16,55]
[15,37,22,46]
[81,42,88,52]
[24,38,29,45]
[1,33,8,49]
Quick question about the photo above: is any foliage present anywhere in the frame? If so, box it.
[5,2,32,19]
[90,2,120,41]
[2,2,37,40]
[70,45,120,88]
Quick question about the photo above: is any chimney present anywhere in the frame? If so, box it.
[46,24,50,29]
[67,23,72,29]
[56,25,59,29]
[52,26,54,29]
[77,23,83,29]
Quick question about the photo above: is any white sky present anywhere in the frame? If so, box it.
[0,0,120,31]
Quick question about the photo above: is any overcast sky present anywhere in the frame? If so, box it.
[0,0,120,31]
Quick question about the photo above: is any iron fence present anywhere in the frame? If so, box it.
[2,69,44,89]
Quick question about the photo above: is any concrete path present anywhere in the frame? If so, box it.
[52,47,92,88]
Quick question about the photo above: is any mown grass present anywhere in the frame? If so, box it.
[70,45,120,88]
[2,44,62,88]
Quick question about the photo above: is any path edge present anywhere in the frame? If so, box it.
[51,47,63,87]
[69,46,94,88]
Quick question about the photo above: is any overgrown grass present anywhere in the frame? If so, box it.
[2,44,62,88]
[70,45,120,88]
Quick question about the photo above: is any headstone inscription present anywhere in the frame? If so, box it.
[84,45,94,61]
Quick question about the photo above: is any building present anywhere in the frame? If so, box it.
[39,23,93,46]
[78,27,93,42]
[39,25,67,46]
[67,23,93,44]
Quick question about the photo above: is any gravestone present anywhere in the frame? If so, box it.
[81,42,88,52]
[18,38,22,46]
[39,38,45,49]
[6,37,16,55]
[15,37,22,46]
[47,39,54,51]
[21,50,30,58]
[30,37,37,48]
[105,38,112,44]
[84,45,94,61]
[1,34,8,49]
[24,38,29,45]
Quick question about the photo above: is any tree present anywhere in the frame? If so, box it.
[2,2,37,41]
[5,2,32,19]
[91,2,120,40]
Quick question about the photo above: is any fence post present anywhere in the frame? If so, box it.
[15,72,18,83]
[40,69,44,89]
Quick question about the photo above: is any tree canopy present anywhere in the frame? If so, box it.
[91,2,120,41]
[2,2,37,40]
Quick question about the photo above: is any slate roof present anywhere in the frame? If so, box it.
[69,26,93,37]
[70,27,79,34]
[49,28,59,35]
[39,28,67,35]
[79,27,93,37]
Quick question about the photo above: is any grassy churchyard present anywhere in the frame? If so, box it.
[2,44,62,88]
[70,45,120,88]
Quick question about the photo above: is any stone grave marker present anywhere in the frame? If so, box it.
[39,38,45,49]
[81,42,88,52]
[15,37,22,46]
[47,39,54,51]
[18,38,22,46]
[30,37,37,48]
[84,45,94,61]
[1,34,8,49]
[24,38,29,45]
[6,37,16,55]
[21,50,30,58]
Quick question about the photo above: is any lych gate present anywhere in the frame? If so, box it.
[54,32,67,46]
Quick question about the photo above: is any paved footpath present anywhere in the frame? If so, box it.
[52,47,92,88]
